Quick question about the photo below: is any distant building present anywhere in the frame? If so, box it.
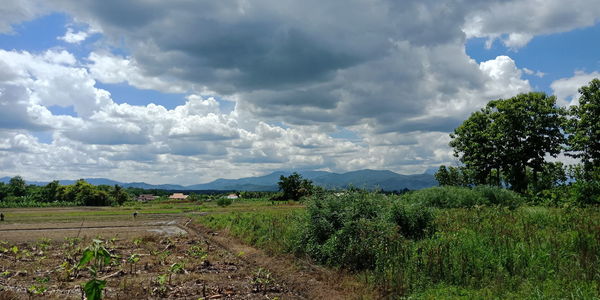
[226,193,239,200]
[169,193,188,200]
[137,194,158,202]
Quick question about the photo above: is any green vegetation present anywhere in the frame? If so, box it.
[77,239,112,300]
[440,78,600,206]
[197,190,600,298]
[0,178,131,207]
[275,172,314,201]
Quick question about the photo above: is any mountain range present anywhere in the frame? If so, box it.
[0,169,437,191]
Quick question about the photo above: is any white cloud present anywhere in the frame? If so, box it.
[464,0,600,49]
[86,52,191,93]
[58,28,90,44]
[551,71,600,106]
[523,68,545,78]
[1,0,598,183]
[0,0,47,33]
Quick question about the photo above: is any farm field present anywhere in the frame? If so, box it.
[0,201,367,299]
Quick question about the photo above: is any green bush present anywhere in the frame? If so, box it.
[295,192,435,270]
[402,186,524,208]
[388,201,435,239]
[216,197,233,207]
[569,180,600,205]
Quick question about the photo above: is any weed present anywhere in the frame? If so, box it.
[127,253,140,274]
[187,245,207,260]
[251,268,273,294]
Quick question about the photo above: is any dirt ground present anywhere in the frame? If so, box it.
[0,212,375,299]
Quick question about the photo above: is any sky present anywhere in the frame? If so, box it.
[0,0,599,185]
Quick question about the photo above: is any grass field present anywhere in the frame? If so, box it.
[2,196,598,299]
[196,195,600,299]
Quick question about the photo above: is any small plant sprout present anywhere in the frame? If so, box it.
[27,284,47,297]
[187,245,208,260]
[132,237,142,247]
[252,267,273,294]
[127,253,140,274]
[168,262,184,285]
[36,238,52,251]
[153,274,168,296]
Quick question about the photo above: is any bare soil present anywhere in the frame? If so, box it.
[0,214,374,299]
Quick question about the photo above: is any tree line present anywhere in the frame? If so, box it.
[0,177,129,206]
[436,78,600,205]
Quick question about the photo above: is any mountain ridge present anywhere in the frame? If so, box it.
[0,169,437,191]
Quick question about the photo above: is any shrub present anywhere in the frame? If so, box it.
[473,185,524,208]
[295,191,435,270]
[568,177,600,206]
[388,201,435,239]
[402,186,523,208]
[216,197,233,207]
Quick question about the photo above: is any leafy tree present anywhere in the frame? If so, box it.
[488,93,565,192]
[434,165,469,186]
[73,179,110,206]
[278,172,314,201]
[450,109,500,185]
[566,78,600,178]
[42,180,60,202]
[8,176,27,197]
[111,185,128,205]
[450,92,565,193]
[0,182,7,201]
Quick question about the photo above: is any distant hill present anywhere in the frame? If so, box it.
[0,169,437,191]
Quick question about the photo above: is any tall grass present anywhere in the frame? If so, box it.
[197,210,301,254]
[196,189,600,298]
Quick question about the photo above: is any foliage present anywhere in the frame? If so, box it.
[78,239,112,300]
[197,196,600,298]
[83,279,106,300]
[402,186,524,209]
[295,192,434,270]
[216,197,233,207]
[277,172,314,201]
[387,201,435,239]
[8,176,27,197]
[111,185,129,206]
[0,177,135,206]
[434,165,469,186]
[450,92,565,192]
[565,78,600,177]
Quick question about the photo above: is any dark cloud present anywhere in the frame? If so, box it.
[63,124,150,145]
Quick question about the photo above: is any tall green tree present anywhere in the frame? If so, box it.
[566,78,600,178]
[450,92,565,193]
[111,185,128,205]
[449,108,501,186]
[434,165,469,186]
[42,180,60,202]
[278,172,313,201]
[488,93,565,192]
[0,182,7,201]
[8,176,27,197]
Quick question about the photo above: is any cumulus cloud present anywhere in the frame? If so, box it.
[47,0,561,135]
[57,26,100,44]
[464,0,600,48]
[551,71,600,106]
[0,0,598,183]
[0,0,47,33]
